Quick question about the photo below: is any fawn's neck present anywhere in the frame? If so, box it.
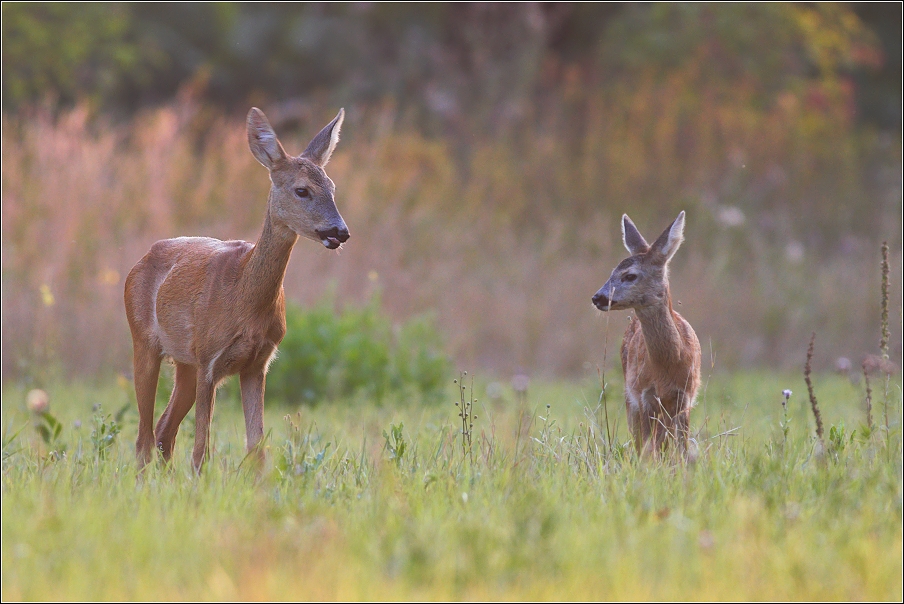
[634,286,685,368]
[241,208,298,311]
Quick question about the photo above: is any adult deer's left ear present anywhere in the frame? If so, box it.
[302,108,344,167]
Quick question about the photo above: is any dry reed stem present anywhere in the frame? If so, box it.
[862,360,873,431]
[878,241,892,451]
[804,332,825,446]
[880,240,890,360]
[597,302,615,452]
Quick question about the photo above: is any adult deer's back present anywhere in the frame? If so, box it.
[592,211,701,456]
[125,108,348,472]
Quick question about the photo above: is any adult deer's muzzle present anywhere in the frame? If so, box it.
[316,225,350,249]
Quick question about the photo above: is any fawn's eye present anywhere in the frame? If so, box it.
[622,273,638,282]
[294,187,310,199]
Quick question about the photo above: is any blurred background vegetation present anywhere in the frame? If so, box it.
[1,3,901,391]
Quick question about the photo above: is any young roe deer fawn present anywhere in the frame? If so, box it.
[125,108,348,472]
[592,211,701,457]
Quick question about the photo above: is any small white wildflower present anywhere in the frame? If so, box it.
[25,389,49,414]
[716,206,745,228]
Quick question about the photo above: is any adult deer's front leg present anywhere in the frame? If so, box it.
[191,377,217,473]
[240,369,266,469]
[133,343,162,468]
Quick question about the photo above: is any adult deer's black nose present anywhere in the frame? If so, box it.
[316,226,350,243]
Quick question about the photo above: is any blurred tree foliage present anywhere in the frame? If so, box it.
[1,3,898,130]
[602,4,880,88]
[2,3,148,109]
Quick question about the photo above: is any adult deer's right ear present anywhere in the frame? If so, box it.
[247,108,287,169]
[622,214,650,255]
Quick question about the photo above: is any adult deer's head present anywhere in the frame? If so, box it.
[247,108,349,249]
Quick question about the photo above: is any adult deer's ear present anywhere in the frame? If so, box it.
[302,108,344,167]
[247,108,287,169]
[649,211,686,264]
[622,214,650,255]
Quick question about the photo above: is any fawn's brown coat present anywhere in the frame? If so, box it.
[592,212,701,455]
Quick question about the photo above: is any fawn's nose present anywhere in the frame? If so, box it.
[592,291,610,310]
[316,226,350,243]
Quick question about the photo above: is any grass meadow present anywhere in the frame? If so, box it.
[2,369,901,600]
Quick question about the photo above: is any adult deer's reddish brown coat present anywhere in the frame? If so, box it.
[125,108,348,472]
[592,211,701,456]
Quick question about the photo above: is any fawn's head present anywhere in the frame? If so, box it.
[247,108,349,249]
[593,211,686,312]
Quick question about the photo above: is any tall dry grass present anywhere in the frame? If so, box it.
[1,83,901,382]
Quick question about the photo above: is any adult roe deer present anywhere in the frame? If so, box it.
[125,107,348,472]
[592,211,701,457]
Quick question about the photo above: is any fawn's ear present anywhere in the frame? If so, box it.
[622,214,650,255]
[302,108,344,167]
[649,211,686,264]
[247,108,287,169]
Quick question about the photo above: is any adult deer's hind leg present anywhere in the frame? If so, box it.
[133,342,162,468]
[191,376,217,473]
[154,362,198,461]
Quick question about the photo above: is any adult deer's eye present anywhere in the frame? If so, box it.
[294,187,310,199]
[622,273,638,282]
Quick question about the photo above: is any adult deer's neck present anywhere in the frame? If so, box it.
[240,208,298,311]
[634,286,684,368]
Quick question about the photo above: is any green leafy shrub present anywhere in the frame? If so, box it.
[266,296,449,405]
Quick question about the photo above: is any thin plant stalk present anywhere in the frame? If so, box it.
[862,361,873,432]
[597,367,611,454]
[880,241,890,360]
[596,291,615,455]
[454,371,475,469]
[804,332,825,451]
[781,389,792,453]
[879,241,892,456]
